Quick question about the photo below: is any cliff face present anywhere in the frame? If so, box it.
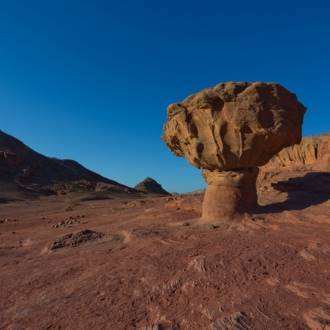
[262,134,330,172]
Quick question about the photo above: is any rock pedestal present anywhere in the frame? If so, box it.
[162,82,306,223]
[201,168,259,222]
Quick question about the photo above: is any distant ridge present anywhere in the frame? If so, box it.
[0,130,135,200]
[134,177,170,195]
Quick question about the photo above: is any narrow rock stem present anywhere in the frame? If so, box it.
[201,167,259,222]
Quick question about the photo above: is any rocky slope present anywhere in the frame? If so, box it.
[134,177,170,195]
[0,130,135,200]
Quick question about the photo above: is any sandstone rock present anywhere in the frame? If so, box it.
[262,134,330,172]
[163,82,306,222]
[258,134,330,192]
[202,167,259,219]
[163,82,306,170]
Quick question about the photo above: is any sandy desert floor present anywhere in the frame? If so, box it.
[1,172,330,329]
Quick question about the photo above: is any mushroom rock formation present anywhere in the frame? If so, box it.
[162,82,306,222]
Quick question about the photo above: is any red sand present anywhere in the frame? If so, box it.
[0,171,329,329]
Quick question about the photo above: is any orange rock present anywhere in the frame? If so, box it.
[262,134,330,172]
[163,82,306,222]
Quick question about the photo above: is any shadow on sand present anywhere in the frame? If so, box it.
[257,172,330,213]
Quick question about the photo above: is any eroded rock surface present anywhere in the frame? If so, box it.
[163,82,306,221]
[263,134,330,171]
[163,82,306,171]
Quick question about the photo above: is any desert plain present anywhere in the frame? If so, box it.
[1,137,330,329]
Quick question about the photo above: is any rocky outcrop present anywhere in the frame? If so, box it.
[134,177,170,195]
[262,134,330,172]
[50,230,105,250]
[163,82,306,171]
[0,130,135,198]
[163,82,306,222]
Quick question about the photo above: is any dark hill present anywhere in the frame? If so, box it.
[134,177,170,195]
[0,130,135,200]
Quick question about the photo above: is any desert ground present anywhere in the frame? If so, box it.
[1,168,329,329]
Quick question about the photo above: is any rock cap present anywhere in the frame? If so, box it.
[163,82,306,171]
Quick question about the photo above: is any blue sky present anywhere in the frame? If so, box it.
[1,0,329,192]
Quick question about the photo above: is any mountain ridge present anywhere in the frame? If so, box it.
[0,130,135,200]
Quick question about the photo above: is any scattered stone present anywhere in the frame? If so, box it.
[188,256,207,272]
[303,307,330,330]
[142,321,180,330]
[142,325,161,330]
[132,227,168,239]
[125,200,148,208]
[0,218,18,224]
[299,249,316,261]
[52,215,86,228]
[50,229,104,250]
[210,311,252,330]
[208,224,220,230]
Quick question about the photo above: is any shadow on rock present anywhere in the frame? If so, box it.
[257,172,330,213]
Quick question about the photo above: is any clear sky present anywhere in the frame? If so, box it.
[1,0,329,193]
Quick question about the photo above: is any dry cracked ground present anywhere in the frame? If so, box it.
[0,171,330,329]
